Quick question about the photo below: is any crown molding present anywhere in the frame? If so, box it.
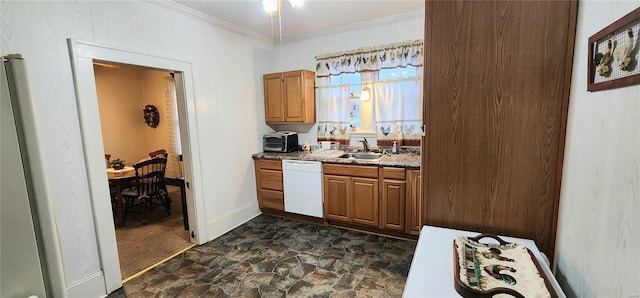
[147,1,423,46]
[283,9,425,42]
[147,0,275,45]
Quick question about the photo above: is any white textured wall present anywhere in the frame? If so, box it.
[555,2,640,297]
[0,0,272,289]
[274,12,424,143]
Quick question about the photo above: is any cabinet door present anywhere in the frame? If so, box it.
[406,170,421,235]
[351,177,379,227]
[283,71,304,122]
[381,179,406,231]
[264,73,284,122]
[258,169,283,191]
[324,175,351,222]
[260,189,284,210]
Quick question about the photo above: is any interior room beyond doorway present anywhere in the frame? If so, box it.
[94,63,192,281]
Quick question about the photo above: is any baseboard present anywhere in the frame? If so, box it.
[66,271,107,298]
[261,208,326,225]
[205,203,260,241]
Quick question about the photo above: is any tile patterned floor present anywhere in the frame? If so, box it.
[109,215,417,297]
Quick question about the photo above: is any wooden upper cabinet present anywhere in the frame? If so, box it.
[283,71,304,121]
[263,70,315,124]
[264,73,284,122]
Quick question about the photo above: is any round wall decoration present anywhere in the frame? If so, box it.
[143,104,160,128]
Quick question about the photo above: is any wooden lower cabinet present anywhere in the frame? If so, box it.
[254,158,284,211]
[323,164,379,228]
[405,169,422,235]
[351,178,379,226]
[260,189,284,210]
[249,160,422,238]
[380,167,407,231]
[380,179,406,231]
[323,175,351,222]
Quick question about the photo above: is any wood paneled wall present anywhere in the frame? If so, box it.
[422,0,577,259]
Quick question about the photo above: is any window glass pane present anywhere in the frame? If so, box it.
[330,73,361,96]
[329,75,341,85]
[378,65,418,80]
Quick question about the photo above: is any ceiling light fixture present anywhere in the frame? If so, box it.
[262,0,278,13]
[263,0,304,13]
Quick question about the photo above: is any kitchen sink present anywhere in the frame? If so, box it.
[337,152,385,161]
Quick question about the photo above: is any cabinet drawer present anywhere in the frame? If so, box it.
[259,169,283,190]
[382,167,406,180]
[260,189,284,210]
[258,159,282,170]
[324,164,378,178]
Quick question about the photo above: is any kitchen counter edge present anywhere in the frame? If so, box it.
[252,151,420,168]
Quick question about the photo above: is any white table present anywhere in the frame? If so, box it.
[403,226,565,297]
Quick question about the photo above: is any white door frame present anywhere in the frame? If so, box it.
[67,39,207,293]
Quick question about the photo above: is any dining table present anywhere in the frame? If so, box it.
[107,167,189,230]
[107,166,135,227]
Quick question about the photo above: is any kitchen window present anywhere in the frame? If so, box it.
[328,66,421,133]
[316,40,424,145]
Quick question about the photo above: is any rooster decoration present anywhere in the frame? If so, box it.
[481,248,514,262]
[598,39,613,77]
[483,265,517,285]
[380,125,391,136]
[613,28,635,71]
[339,126,347,135]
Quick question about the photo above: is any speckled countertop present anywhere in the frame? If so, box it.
[252,149,420,168]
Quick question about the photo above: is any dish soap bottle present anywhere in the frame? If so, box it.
[392,141,398,154]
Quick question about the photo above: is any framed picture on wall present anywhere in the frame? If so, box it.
[588,7,640,92]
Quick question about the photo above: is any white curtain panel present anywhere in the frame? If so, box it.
[316,84,351,144]
[373,77,423,146]
[163,76,182,178]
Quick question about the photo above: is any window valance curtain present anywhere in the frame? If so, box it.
[315,39,423,77]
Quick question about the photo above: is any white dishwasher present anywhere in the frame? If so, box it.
[282,160,323,218]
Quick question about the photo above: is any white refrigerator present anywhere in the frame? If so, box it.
[1,55,66,297]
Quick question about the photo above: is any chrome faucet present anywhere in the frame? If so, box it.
[358,137,369,152]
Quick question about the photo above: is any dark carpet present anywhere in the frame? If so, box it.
[115,186,191,280]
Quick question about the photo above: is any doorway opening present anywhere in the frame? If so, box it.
[68,39,206,293]
[93,62,193,281]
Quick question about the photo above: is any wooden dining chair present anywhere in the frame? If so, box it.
[147,149,170,205]
[121,157,170,224]
[148,149,167,158]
